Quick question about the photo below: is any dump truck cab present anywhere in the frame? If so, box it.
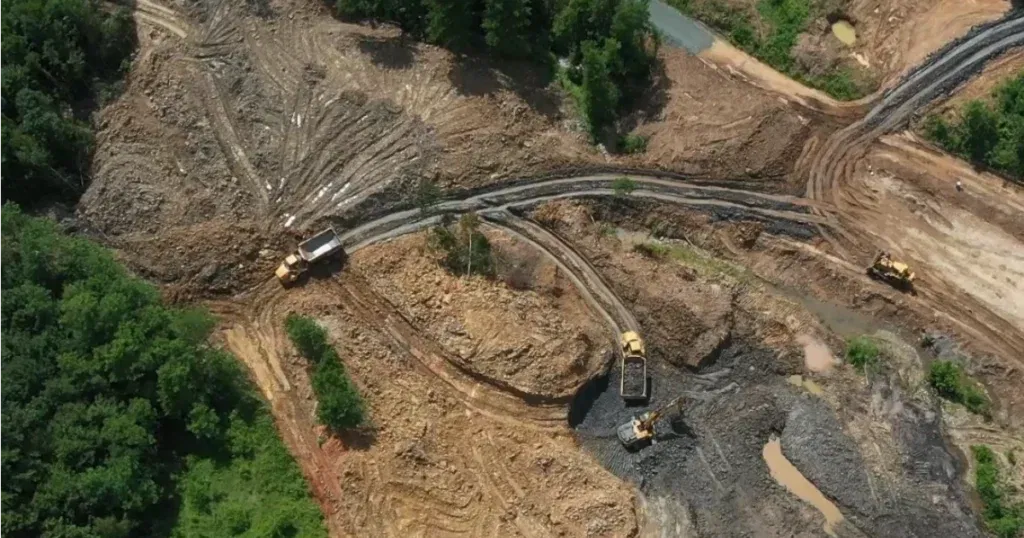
[619,331,649,402]
[276,228,344,285]
[275,254,304,284]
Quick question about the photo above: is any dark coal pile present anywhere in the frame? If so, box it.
[621,360,646,396]
[570,342,823,536]
[569,339,984,537]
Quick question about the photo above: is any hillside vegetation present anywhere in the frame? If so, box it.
[925,73,1024,181]
[1,0,136,206]
[334,0,658,139]
[1,206,325,538]
[668,0,871,100]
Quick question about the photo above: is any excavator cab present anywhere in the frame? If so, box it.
[617,397,684,450]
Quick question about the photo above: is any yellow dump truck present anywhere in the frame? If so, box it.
[275,227,343,285]
[619,331,648,402]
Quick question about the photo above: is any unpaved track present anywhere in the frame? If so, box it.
[790,13,1024,364]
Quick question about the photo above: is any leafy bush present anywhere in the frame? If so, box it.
[972,445,1024,538]
[633,242,670,259]
[414,178,443,214]
[430,213,495,277]
[924,73,1024,181]
[928,360,990,415]
[285,314,366,431]
[612,176,638,196]
[621,133,649,153]
[845,336,879,369]
[1,205,324,537]
[1,0,137,205]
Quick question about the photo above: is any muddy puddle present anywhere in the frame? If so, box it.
[769,283,888,338]
[831,21,857,46]
[763,437,845,537]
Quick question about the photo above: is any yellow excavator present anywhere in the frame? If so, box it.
[867,251,915,291]
[616,396,685,449]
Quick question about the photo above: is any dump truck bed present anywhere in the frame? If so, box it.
[298,228,343,262]
[620,355,648,401]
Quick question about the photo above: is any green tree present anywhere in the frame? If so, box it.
[2,205,325,538]
[577,38,621,136]
[413,177,443,214]
[285,313,366,431]
[426,0,477,49]
[482,0,534,58]
[430,213,495,277]
[959,100,1001,163]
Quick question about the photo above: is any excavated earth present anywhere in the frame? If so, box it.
[73,0,1024,535]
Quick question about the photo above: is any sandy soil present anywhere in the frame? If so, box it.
[851,0,1013,85]
[352,232,610,400]
[211,271,638,537]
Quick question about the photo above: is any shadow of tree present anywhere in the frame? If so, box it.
[337,426,377,451]
[618,56,671,135]
[356,34,416,70]
[447,54,562,121]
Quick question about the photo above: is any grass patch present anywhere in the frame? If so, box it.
[927,360,990,416]
[845,336,880,370]
[611,176,638,196]
[286,314,366,431]
[633,242,671,259]
[633,240,750,281]
[668,0,873,100]
[972,445,1024,538]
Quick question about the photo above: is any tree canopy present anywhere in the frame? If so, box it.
[1,0,136,206]
[1,205,325,538]
[925,73,1024,181]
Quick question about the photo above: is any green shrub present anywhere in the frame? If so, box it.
[845,336,879,369]
[633,242,670,259]
[431,213,495,277]
[286,314,366,431]
[971,445,1024,538]
[620,133,648,154]
[928,360,990,415]
[611,176,638,196]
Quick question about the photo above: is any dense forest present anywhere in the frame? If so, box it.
[925,73,1024,181]
[1,0,136,206]
[335,0,659,140]
[1,206,325,538]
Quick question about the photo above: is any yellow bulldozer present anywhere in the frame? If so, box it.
[867,251,915,291]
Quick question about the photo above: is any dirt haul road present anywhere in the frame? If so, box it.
[792,13,1024,365]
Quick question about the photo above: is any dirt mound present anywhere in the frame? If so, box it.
[352,231,611,400]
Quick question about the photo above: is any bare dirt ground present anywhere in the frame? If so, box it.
[352,232,610,401]
[74,0,1024,534]
[212,273,638,537]
[80,0,812,297]
[850,0,1013,86]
